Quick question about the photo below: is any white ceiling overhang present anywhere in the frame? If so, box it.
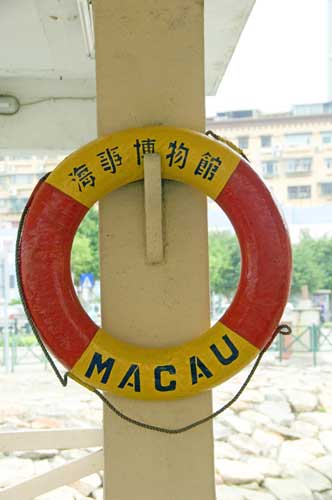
[0,0,254,150]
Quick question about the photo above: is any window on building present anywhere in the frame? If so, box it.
[320,183,332,196]
[288,185,311,199]
[286,158,312,174]
[0,199,9,213]
[284,133,311,147]
[292,103,324,116]
[262,161,278,177]
[237,136,249,149]
[324,158,332,170]
[10,198,28,213]
[321,132,332,145]
[15,174,34,185]
[10,154,33,161]
[260,135,272,148]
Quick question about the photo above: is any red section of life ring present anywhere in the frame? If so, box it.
[19,160,291,369]
[19,182,96,367]
[219,160,291,348]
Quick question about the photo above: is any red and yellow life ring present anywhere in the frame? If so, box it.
[18,126,291,400]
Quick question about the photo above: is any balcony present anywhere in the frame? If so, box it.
[285,158,312,177]
[285,168,312,177]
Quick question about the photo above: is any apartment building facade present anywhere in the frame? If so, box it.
[0,153,64,224]
[207,102,332,207]
[1,102,332,226]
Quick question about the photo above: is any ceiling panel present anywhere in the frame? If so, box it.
[0,0,52,75]
[0,0,255,148]
[0,0,254,91]
[0,0,95,78]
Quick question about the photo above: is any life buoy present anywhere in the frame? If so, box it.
[18,126,291,400]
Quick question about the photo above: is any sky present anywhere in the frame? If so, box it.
[206,0,329,117]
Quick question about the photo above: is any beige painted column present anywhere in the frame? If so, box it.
[93,1,215,499]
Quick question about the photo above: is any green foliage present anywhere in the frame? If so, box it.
[18,335,37,347]
[9,298,22,305]
[291,232,323,295]
[0,334,37,347]
[312,237,332,291]
[209,231,241,299]
[71,208,99,284]
[291,231,332,296]
[209,230,332,301]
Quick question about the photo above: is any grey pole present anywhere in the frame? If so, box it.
[2,252,10,373]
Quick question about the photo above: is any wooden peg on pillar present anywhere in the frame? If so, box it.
[144,153,164,264]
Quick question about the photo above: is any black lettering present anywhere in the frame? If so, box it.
[190,356,213,385]
[118,364,141,392]
[210,334,239,365]
[85,352,115,384]
[154,365,176,392]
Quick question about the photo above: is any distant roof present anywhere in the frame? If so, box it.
[207,102,332,126]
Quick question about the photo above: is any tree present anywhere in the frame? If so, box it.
[209,231,240,299]
[71,208,99,284]
[209,230,332,302]
[291,231,332,296]
[311,236,332,291]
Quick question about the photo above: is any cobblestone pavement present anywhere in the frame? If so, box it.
[0,353,332,500]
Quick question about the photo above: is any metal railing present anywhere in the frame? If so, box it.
[270,324,332,366]
[2,321,332,371]
[0,320,47,372]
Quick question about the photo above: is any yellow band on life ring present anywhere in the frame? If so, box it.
[46,126,240,206]
[70,322,258,400]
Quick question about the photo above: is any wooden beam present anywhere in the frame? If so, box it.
[0,450,103,500]
[0,428,102,453]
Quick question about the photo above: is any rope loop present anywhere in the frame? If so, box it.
[16,173,291,433]
[205,129,250,162]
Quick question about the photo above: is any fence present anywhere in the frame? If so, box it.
[1,321,332,371]
[271,324,332,366]
[0,320,47,372]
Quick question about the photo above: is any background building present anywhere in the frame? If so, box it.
[207,102,332,241]
[0,153,64,223]
[2,101,332,228]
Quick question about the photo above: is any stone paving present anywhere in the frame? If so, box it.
[0,353,332,499]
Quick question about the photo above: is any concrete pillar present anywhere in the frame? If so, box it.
[93,1,215,499]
